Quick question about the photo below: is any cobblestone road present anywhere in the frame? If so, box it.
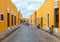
[2,25,60,42]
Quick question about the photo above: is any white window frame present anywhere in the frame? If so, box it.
[54,0,59,9]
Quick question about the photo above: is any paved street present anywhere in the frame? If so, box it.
[1,24,60,42]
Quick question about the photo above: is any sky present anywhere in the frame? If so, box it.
[12,0,45,18]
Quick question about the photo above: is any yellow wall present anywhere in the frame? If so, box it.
[0,0,22,32]
[37,0,54,30]
[0,0,8,32]
[19,13,22,24]
[37,7,42,25]
[18,12,22,25]
[9,0,16,28]
[31,14,35,25]
[18,14,20,25]
[31,12,37,25]
[6,0,17,29]
[29,0,60,33]
[28,16,32,23]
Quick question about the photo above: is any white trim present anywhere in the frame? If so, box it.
[53,28,58,33]
[14,25,16,27]
[55,0,58,2]
[12,11,13,13]
[7,8,10,13]
[12,11,14,15]
[0,21,4,22]
[8,27,11,30]
[7,8,9,11]
[15,26,17,28]
[12,26,14,28]
[54,1,58,8]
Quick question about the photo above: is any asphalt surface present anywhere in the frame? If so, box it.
[1,24,60,42]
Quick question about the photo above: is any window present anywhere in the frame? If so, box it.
[0,14,4,21]
[1,14,4,21]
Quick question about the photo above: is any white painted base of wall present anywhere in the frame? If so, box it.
[53,28,58,33]
[12,26,14,28]
[44,27,49,31]
[8,27,10,30]
[14,26,16,28]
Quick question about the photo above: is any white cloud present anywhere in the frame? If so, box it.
[12,0,45,18]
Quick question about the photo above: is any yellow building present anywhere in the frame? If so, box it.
[28,0,60,33]
[37,7,42,26]
[29,0,60,33]
[18,12,22,24]
[0,0,8,32]
[37,0,54,31]
[36,0,60,33]
[0,0,22,38]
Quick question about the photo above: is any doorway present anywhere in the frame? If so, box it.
[54,8,59,28]
[7,13,10,27]
[14,16,16,25]
[41,17,43,27]
[47,14,49,27]
[11,15,14,26]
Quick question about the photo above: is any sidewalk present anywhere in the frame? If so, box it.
[0,25,21,41]
[53,33,60,39]
[39,28,60,39]
[33,27,60,42]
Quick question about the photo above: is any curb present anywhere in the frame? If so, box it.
[0,25,21,41]
[37,27,60,39]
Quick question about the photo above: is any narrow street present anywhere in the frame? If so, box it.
[0,0,60,42]
[1,24,60,42]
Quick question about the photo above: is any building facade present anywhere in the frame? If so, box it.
[29,0,60,33]
[0,0,22,38]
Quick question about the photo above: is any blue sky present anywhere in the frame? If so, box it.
[12,0,45,18]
